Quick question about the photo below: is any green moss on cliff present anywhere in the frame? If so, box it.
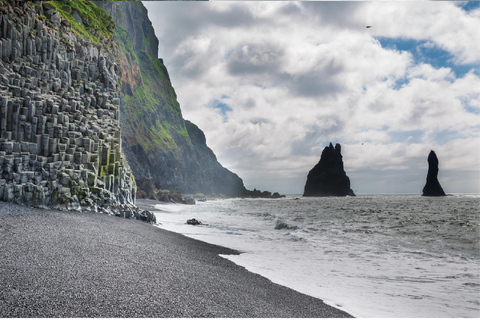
[138,51,182,117]
[46,1,115,44]
[113,21,192,160]
[120,86,180,157]
[115,25,133,52]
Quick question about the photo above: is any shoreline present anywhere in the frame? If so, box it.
[137,198,359,317]
[0,201,352,318]
[135,197,173,212]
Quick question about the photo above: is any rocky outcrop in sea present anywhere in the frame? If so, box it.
[0,1,154,222]
[422,150,446,197]
[245,188,285,199]
[303,143,355,197]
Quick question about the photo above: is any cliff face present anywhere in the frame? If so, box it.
[95,1,246,197]
[0,1,152,220]
[303,143,355,197]
[422,150,446,196]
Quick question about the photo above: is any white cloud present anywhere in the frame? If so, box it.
[362,1,480,64]
[144,1,480,194]
[407,63,456,82]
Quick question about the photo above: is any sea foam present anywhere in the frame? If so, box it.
[152,194,480,318]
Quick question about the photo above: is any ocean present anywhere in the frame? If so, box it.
[151,194,479,318]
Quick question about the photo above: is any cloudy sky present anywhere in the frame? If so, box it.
[143,1,480,195]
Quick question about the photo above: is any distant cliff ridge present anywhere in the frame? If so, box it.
[303,143,355,197]
[0,1,153,221]
[95,1,247,197]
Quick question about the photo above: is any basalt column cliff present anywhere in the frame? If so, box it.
[0,1,152,220]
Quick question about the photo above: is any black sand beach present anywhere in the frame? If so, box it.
[0,201,352,317]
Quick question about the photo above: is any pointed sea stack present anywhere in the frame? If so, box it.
[303,143,355,197]
[422,150,446,196]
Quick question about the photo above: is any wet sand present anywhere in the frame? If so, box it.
[0,201,352,317]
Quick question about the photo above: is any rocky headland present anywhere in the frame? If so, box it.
[422,150,446,197]
[303,143,355,197]
[94,1,247,198]
[0,1,154,222]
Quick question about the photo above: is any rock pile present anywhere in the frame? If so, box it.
[0,1,154,222]
[303,143,355,197]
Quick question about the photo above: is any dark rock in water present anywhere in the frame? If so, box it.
[187,218,202,226]
[244,189,286,199]
[303,143,355,197]
[422,150,446,196]
[275,219,298,230]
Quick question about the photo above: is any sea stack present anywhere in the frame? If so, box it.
[422,150,446,196]
[303,143,355,197]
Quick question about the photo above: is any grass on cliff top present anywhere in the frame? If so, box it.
[114,24,182,119]
[46,1,115,44]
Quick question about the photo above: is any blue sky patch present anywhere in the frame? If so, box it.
[456,1,480,12]
[376,37,478,79]
[209,99,232,121]
[393,76,409,90]
[464,106,480,115]
[434,130,463,145]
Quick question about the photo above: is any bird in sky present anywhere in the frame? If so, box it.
[366,26,372,28]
